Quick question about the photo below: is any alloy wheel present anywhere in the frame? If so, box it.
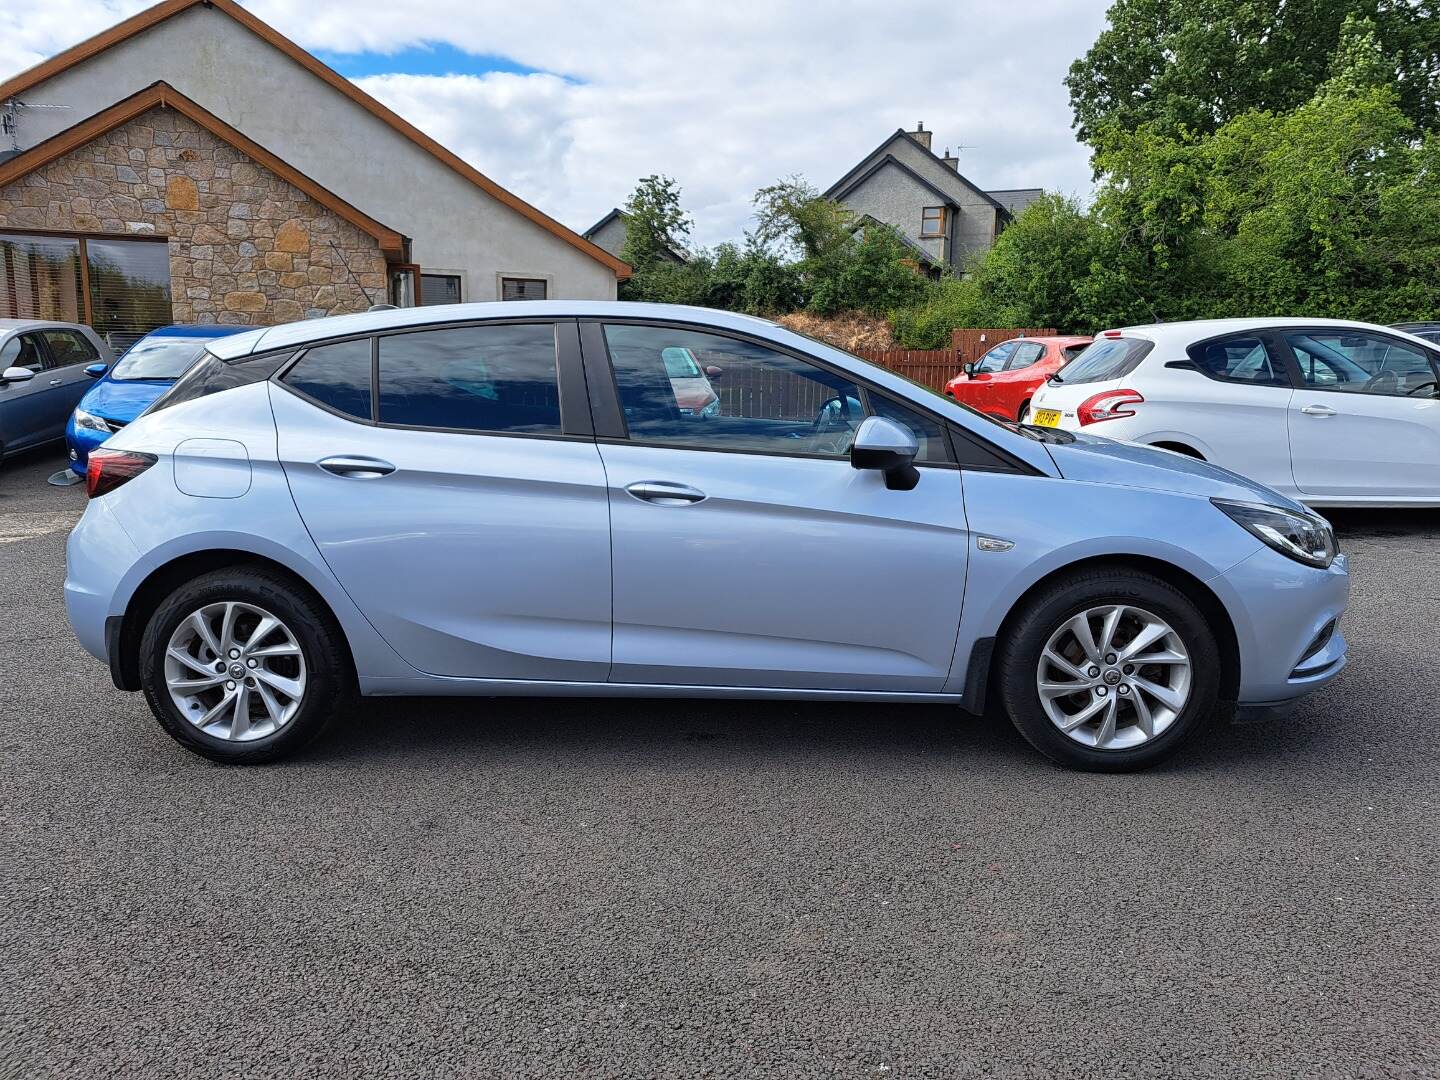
[1035,604,1192,750]
[163,601,307,742]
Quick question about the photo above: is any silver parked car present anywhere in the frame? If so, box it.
[0,319,112,461]
[64,303,1349,771]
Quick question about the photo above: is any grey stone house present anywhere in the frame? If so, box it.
[824,124,1042,276]
[0,0,628,351]
[582,208,687,265]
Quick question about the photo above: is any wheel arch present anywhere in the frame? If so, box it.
[977,554,1241,711]
[112,549,354,692]
[1148,440,1206,459]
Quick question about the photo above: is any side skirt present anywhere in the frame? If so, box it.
[359,675,968,704]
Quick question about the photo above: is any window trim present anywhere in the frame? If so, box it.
[1265,325,1440,398]
[920,206,947,238]
[272,317,593,442]
[576,316,1047,472]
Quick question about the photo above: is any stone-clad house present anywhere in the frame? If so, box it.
[825,124,1042,277]
[0,0,628,351]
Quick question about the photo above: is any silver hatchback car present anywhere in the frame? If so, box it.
[65,303,1349,770]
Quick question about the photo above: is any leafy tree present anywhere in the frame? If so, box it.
[619,175,693,273]
[751,177,853,261]
[808,224,934,317]
[1067,0,1440,150]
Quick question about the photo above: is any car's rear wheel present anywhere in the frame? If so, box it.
[996,568,1220,771]
[139,568,353,763]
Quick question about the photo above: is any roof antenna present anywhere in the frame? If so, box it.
[328,241,394,311]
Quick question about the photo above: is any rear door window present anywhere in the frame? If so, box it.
[1057,337,1154,384]
[1006,342,1045,370]
[1187,335,1288,386]
[377,323,562,434]
[282,338,373,420]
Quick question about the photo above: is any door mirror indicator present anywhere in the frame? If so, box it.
[1,366,36,384]
[851,416,920,490]
[84,363,109,378]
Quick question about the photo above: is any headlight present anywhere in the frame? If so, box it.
[1212,498,1336,568]
[73,408,112,434]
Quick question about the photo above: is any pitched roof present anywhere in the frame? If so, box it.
[0,81,406,259]
[849,214,942,268]
[0,0,630,280]
[986,188,1045,216]
[824,129,1011,216]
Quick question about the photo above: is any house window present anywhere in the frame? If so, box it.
[1,231,171,353]
[920,207,947,237]
[500,277,547,301]
[420,273,463,306]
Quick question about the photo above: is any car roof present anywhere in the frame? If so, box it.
[1102,317,1439,351]
[140,324,251,339]
[206,302,784,359]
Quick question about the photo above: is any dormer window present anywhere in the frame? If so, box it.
[921,206,947,237]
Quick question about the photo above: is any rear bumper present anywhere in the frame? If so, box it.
[64,499,139,667]
[1213,548,1350,706]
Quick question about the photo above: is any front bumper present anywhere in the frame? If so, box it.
[1214,547,1350,706]
[65,415,115,476]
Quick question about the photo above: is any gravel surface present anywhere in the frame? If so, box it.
[2,448,1436,1079]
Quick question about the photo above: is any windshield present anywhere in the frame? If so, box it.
[1054,337,1154,384]
[661,346,703,379]
[111,338,210,381]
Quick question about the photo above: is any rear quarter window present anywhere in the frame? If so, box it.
[1054,337,1154,384]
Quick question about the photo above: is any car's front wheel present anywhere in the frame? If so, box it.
[139,568,353,763]
[996,568,1220,771]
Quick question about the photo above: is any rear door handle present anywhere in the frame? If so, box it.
[625,480,707,505]
[318,455,396,479]
[1301,404,1336,417]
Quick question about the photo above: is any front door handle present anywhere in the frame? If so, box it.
[318,455,396,479]
[1301,404,1337,417]
[625,480,707,505]
[48,378,63,386]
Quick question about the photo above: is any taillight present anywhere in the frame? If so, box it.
[86,448,157,498]
[1076,389,1144,426]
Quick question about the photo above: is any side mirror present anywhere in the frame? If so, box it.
[1,366,36,384]
[85,363,109,378]
[851,416,920,491]
[963,362,976,376]
[704,365,723,379]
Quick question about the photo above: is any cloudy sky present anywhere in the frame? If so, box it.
[1,0,1108,247]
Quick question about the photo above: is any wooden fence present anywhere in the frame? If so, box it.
[851,329,1058,394]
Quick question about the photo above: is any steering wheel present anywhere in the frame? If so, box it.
[1363,371,1400,395]
[1408,380,1438,397]
[811,395,859,453]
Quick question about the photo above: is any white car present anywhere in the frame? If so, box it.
[1024,318,1440,508]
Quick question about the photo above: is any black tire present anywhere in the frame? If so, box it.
[1017,399,1031,422]
[996,568,1220,772]
[139,567,354,764]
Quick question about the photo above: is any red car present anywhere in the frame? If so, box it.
[944,335,1094,421]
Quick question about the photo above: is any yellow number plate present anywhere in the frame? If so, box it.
[1032,409,1062,427]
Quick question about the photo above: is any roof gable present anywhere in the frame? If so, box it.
[0,0,630,280]
[825,129,1009,216]
[0,81,405,258]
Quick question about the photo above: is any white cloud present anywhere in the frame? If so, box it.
[3,0,1108,247]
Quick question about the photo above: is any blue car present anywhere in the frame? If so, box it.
[64,302,1348,771]
[67,325,249,476]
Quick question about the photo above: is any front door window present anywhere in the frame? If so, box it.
[1284,330,1438,397]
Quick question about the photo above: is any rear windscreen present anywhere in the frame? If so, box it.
[1053,337,1154,384]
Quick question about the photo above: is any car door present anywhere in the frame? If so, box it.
[1279,327,1440,499]
[273,320,614,681]
[0,331,66,452]
[38,327,103,416]
[1174,333,1296,490]
[965,341,1015,416]
[584,320,970,692]
[993,341,1046,420]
